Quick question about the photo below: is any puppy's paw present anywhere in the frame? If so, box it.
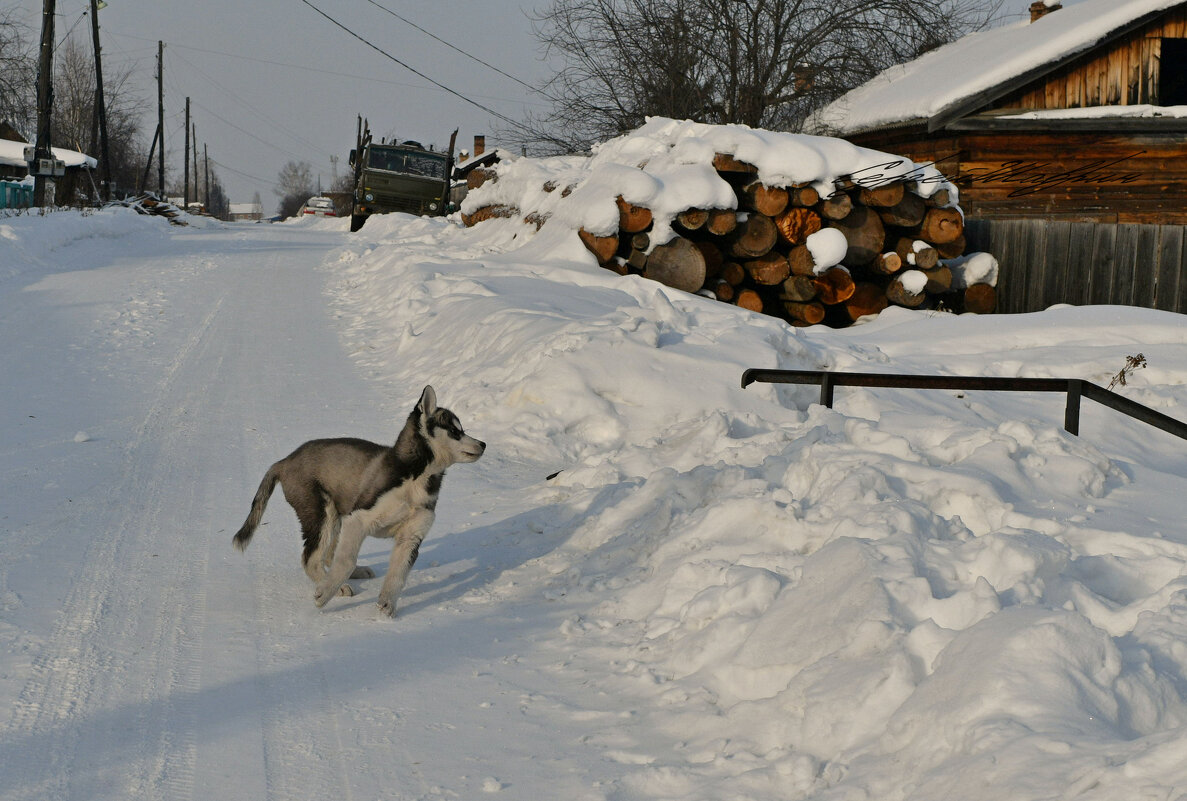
[313,582,338,608]
[377,595,396,618]
[350,566,375,580]
[338,584,355,597]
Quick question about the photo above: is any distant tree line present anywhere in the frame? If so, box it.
[511,0,1003,153]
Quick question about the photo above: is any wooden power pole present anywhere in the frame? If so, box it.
[32,0,56,207]
[89,0,111,200]
[184,97,190,207]
[192,124,199,207]
[157,41,165,196]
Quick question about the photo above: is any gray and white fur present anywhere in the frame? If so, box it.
[232,385,485,617]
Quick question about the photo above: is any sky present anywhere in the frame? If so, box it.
[9,0,1037,215]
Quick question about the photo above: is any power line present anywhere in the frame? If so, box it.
[104,31,550,108]
[188,97,311,164]
[361,0,547,98]
[166,47,332,158]
[296,0,530,133]
[208,157,276,187]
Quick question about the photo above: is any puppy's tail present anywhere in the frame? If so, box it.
[233,463,281,552]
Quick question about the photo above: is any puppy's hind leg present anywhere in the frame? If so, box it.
[307,495,367,594]
[313,514,368,608]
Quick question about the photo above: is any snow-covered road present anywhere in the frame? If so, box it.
[4,209,1187,801]
[0,219,609,800]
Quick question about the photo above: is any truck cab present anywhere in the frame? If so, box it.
[348,121,456,232]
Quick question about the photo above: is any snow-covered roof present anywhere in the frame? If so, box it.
[806,0,1187,136]
[0,138,98,169]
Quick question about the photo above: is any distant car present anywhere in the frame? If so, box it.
[299,196,338,217]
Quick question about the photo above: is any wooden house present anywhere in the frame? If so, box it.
[807,0,1187,313]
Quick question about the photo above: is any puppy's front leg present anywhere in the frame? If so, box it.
[314,514,367,608]
[376,509,434,618]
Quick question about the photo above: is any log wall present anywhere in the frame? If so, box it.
[851,128,1187,224]
[845,7,1187,224]
[964,218,1187,314]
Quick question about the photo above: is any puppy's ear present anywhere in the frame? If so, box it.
[417,385,437,417]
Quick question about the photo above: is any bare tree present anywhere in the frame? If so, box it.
[520,0,1003,152]
[275,160,314,219]
[49,34,148,199]
[0,8,36,136]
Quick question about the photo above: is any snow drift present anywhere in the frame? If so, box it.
[2,205,1186,800]
[326,208,1187,799]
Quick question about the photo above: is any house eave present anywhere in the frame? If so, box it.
[927,4,1184,131]
[944,114,1187,133]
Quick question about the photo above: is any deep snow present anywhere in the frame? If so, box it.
[2,207,1187,800]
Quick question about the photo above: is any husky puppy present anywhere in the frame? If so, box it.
[232,386,485,616]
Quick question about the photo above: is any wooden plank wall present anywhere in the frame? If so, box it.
[965,219,1187,314]
[851,130,1187,224]
[996,7,1187,110]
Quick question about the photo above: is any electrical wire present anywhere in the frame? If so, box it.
[105,31,549,108]
[296,0,531,133]
[188,97,313,164]
[207,157,276,187]
[166,47,332,158]
[360,0,546,97]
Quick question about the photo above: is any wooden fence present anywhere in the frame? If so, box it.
[964,219,1187,314]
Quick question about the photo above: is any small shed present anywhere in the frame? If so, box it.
[807,0,1187,313]
[228,202,263,222]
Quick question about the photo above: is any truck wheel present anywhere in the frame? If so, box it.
[350,213,365,232]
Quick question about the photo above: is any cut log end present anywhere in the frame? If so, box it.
[744,250,790,286]
[616,196,653,233]
[845,283,889,321]
[643,236,707,293]
[578,228,619,264]
[811,267,856,305]
[775,207,822,247]
[963,283,997,314]
[918,207,964,245]
[734,288,765,313]
[784,299,826,325]
[730,213,779,259]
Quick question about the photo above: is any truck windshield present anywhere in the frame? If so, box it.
[367,148,446,179]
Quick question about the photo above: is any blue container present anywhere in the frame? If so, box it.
[0,181,34,209]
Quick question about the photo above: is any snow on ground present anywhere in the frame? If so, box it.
[2,207,1187,800]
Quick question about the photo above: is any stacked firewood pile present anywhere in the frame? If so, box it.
[463,154,997,327]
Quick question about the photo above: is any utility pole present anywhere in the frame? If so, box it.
[32,0,56,207]
[157,41,165,196]
[89,0,111,200]
[192,124,199,208]
[204,144,210,211]
[184,97,190,207]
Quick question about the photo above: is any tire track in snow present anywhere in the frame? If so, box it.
[2,289,226,801]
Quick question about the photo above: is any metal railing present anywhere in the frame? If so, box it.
[741,368,1187,441]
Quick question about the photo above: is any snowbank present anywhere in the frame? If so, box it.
[0,206,172,280]
[4,209,1185,799]
[325,210,1187,799]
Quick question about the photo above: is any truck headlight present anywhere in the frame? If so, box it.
[428,202,438,211]
[364,192,374,202]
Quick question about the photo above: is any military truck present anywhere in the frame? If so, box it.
[348,117,457,232]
